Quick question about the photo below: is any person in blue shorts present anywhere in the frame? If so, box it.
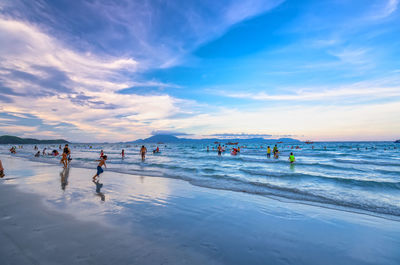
[93,155,107,181]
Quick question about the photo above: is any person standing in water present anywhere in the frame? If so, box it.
[0,159,4,178]
[121,149,125,159]
[93,155,107,181]
[273,145,278,156]
[140,145,147,161]
[289,152,295,163]
[267,146,271,158]
[100,149,104,158]
[217,144,222,156]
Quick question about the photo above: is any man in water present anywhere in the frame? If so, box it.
[217,144,222,156]
[121,149,125,159]
[93,155,107,181]
[289,152,295,163]
[140,145,147,161]
[34,151,40,157]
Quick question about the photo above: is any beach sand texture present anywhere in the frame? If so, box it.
[1,156,400,265]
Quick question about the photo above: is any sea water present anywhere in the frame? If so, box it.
[1,142,400,218]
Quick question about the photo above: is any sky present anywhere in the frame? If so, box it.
[0,0,399,142]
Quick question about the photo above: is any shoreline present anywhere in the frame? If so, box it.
[2,154,400,221]
[1,156,400,264]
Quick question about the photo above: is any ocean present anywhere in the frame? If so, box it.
[1,141,400,219]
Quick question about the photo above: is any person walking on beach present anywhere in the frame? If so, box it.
[93,155,107,181]
[0,159,5,178]
[140,145,147,161]
[267,146,271,158]
[289,152,295,163]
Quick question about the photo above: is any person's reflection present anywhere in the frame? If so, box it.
[93,179,105,201]
[290,163,295,172]
[60,166,70,191]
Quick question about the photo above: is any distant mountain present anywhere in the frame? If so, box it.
[0,135,69,144]
[130,134,182,143]
[128,134,302,144]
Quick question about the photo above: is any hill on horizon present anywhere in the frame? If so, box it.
[0,135,69,144]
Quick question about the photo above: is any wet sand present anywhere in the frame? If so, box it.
[1,156,400,265]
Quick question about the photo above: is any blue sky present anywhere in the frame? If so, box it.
[0,0,399,142]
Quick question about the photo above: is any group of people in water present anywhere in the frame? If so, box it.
[211,144,296,163]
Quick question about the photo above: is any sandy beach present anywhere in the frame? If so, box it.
[1,155,400,265]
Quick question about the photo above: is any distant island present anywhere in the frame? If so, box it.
[0,135,69,144]
[128,134,302,144]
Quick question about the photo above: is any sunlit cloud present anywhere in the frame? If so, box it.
[0,0,399,141]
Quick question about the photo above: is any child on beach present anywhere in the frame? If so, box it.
[60,152,68,168]
[93,155,107,181]
[0,159,4,178]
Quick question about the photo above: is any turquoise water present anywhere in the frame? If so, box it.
[1,141,400,218]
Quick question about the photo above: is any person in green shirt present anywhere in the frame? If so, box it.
[289,152,295,163]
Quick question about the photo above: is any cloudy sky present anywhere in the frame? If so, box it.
[0,0,399,142]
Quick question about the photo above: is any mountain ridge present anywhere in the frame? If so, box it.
[0,135,69,144]
[127,134,302,144]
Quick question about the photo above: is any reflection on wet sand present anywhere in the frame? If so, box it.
[93,180,105,201]
[60,166,70,191]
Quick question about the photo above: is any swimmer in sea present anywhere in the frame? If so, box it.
[93,155,107,181]
[35,151,40,157]
[289,152,295,163]
[140,145,147,161]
